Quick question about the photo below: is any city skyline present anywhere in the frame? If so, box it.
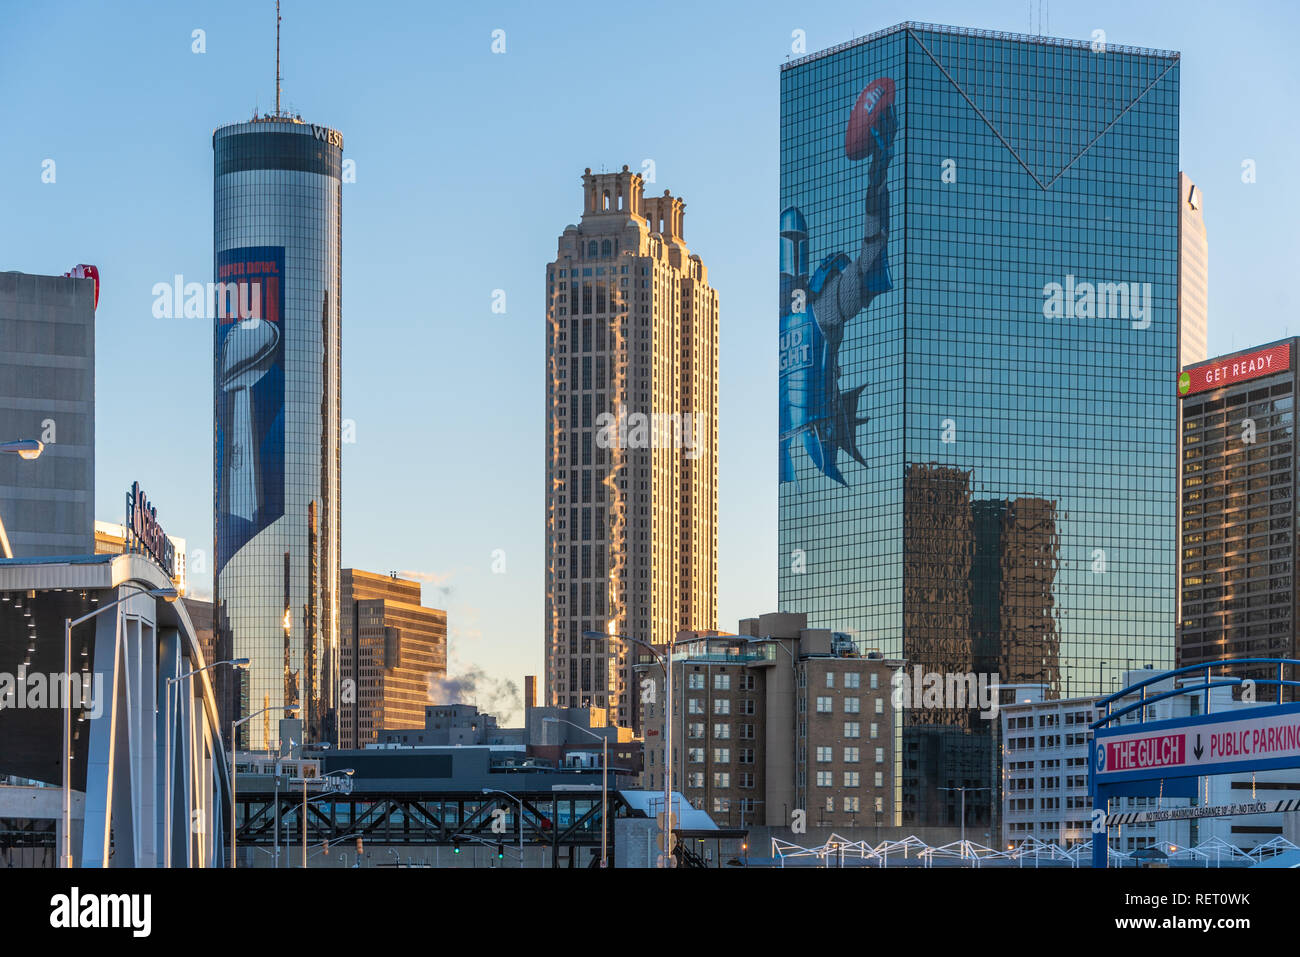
[2,0,1297,717]
[7,5,1300,920]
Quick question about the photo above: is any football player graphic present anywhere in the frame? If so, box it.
[779,78,897,486]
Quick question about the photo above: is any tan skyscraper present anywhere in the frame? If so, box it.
[544,165,719,728]
[338,569,448,748]
[1178,171,1209,367]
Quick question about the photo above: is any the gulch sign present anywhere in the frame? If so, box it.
[1095,703,1300,781]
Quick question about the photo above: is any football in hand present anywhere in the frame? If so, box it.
[844,77,895,161]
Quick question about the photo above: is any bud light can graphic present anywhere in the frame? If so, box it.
[778,286,829,483]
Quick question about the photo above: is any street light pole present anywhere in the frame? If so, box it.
[5,437,47,849]
[938,785,991,859]
[586,629,691,868]
[664,643,673,866]
[602,734,607,867]
[60,583,177,868]
[544,716,610,868]
[0,439,44,561]
[62,615,72,868]
[165,677,170,866]
[230,718,237,868]
[230,705,298,868]
[164,657,248,868]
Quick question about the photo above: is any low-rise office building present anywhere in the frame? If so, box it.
[1000,670,1300,854]
[380,703,520,747]
[339,569,448,748]
[1000,687,1102,849]
[639,612,903,830]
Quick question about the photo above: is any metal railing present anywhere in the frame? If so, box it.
[782,20,1179,72]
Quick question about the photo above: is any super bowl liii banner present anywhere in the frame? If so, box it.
[215,245,286,576]
[779,77,896,487]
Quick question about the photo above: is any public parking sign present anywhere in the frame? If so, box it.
[1093,702,1300,782]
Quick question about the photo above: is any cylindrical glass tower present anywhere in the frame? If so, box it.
[213,117,342,751]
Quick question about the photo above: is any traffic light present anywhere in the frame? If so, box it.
[452,839,461,855]
[496,843,504,860]
[355,837,363,856]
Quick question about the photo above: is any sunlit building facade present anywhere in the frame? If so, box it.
[339,569,448,749]
[1178,171,1209,368]
[1179,339,1298,693]
[544,166,719,729]
[778,22,1180,829]
[213,116,343,750]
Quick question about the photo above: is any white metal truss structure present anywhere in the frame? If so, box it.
[767,833,1296,868]
[771,832,880,867]
[1007,837,1082,867]
[0,553,230,867]
[918,840,1010,867]
[1247,837,1299,863]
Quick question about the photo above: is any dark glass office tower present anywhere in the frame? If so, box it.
[778,22,1179,830]
[213,117,343,750]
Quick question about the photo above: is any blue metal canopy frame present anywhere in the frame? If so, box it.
[1089,658,1300,868]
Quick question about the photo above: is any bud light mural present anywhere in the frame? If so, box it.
[215,245,285,575]
[779,78,896,487]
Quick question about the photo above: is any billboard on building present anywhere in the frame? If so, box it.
[778,77,896,487]
[1178,342,1291,397]
[215,245,285,575]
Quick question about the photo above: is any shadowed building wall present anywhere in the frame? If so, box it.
[0,271,94,558]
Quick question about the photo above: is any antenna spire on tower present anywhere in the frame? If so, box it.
[275,0,282,115]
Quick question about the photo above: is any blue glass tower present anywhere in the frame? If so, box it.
[213,117,343,750]
[778,23,1179,830]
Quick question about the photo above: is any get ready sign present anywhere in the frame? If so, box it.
[1179,343,1290,397]
[1094,703,1300,781]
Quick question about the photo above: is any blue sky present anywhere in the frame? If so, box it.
[1,0,1296,718]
